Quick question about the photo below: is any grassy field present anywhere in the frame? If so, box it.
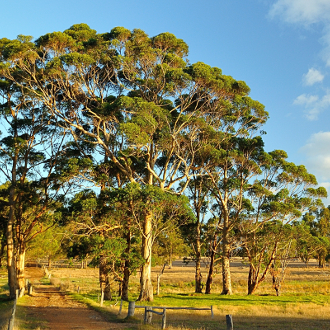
[48,259,330,329]
[2,259,330,329]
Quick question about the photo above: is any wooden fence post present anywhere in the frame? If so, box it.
[211,305,213,318]
[161,308,166,329]
[28,283,33,295]
[144,307,152,324]
[226,314,233,330]
[8,290,18,330]
[100,289,104,307]
[127,301,135,317]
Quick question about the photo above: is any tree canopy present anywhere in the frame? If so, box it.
[0,24,327,301]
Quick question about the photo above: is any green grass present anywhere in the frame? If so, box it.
[164,292,330,306]
[6,264,330,329]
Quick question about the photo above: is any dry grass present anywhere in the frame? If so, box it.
[48,258,330,297]
[31,259,330,329]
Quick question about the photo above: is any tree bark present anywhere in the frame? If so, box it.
[272,273,280,296]
[121,229,131,301]
[16,244,26,297]
[99,255,111,300]
[121,265,130,301]
[104,275,112,300]
[221,225,232,295]
[247,265,258,295]
[138,211,153,301]
[195,219,202,293]
[318,252,325,268]
[168,246,173,269]
[0,237,6,268]
[7,122,19,299]
[205,238,217,294]
[7,186,18,299]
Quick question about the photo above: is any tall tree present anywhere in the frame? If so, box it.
[0,25,267,300]
[0,67,68,298]
[184,174,211,293]
[203,135,267,295]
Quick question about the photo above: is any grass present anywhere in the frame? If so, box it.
[4,260,330,329]
[0,268,13,330]
[61,261,330,329]
[47,263,330,330]
[14,295,49,330]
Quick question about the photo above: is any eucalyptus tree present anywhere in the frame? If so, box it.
[302,206,330,267]
[200,134,267,295]
[240,150,327,294]
[105,184,193,300]
[183,174,211,293]
[295,206,330,267]
[204,215,225,294]
[0,183,9,268]
[0,24,267,300]
[0,75,69,298]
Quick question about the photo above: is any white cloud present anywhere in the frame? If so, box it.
[300,131,330,179]
[269,0,330,66]
[300,132,330,205]
[303,68,324,85]
[293,94,319,105]
[269,0,330,26]
[293,91,330,120]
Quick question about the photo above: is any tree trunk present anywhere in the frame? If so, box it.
[121,262,130,301]
[156,263,166,296]
[247,265,258,295]
[118,281,122,298]
[195,219,202,293]
[272,273,280,296]
[205,238,217,294]
[121,229,131,301]
[168,247,173,269]
[221,225,232,295]
[138,211,153,301]
[104,275,112,300]
[318,253,325,268]
[7,189,18,299]
[156,274,161,295]
[99,255,111,300]
[16,244,26,297]
[0,235,6,268]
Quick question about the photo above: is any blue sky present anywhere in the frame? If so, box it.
[2,0,330,204]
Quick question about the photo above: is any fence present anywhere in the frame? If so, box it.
[25,258,87,269]
[7,290,18,330]
[126,301,215,329]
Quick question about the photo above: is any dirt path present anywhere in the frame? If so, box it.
[18,268,133,330]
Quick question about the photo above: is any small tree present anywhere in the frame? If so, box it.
[240,150,327,295]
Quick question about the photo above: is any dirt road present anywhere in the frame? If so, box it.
[17,268,132,330]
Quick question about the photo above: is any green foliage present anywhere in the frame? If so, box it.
[0,23,328,301]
